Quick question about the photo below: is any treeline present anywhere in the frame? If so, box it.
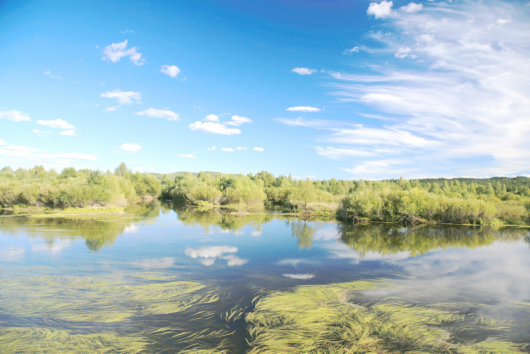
[2,164,530,225]
[0,163,160,208]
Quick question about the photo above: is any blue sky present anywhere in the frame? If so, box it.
[1,0,529,179]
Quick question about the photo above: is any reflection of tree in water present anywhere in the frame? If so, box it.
[0,201,162,252]
[289,220,317,249]
[338,223,528,257]
[174,207,276,234]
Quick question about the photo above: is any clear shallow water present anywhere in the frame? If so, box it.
[1,201,529,352]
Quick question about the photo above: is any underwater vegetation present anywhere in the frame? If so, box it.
[0,274,219,323]
[245,281,529,353]
[0,327,147,354]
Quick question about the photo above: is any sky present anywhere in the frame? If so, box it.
[1,0,529,180]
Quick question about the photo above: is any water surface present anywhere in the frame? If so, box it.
[1,201,529,352]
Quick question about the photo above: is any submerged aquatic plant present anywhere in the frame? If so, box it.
[0,274,219,322]
[245,281,528,354]
[0,327,147,354]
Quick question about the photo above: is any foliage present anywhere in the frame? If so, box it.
[0,163,161,208]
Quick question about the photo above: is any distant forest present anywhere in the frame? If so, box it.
[1,163,530,225]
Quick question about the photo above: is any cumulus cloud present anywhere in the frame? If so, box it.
[0,139,5,145]
[44,71,60,79]
[367,0,393,19]
[118,143,142,153]
[253,147,264,151]
[207,146,216,150]
[37,119,74,130]
[292,67,316,75]
[101,90,141,104]
[286,106,321,112]
[235,147,248,150]
[222,148,234,152]
[102,40,144,65]
[225,115,252,126]
[221,255,249,266]
[135,108,179,121]
[189,121,241,135]
[0,110,31,122]
[400,2,422,13]
[160,65,181,78]
[203,114,220,122]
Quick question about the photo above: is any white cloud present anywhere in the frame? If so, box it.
[292,67,316,75]
[160,65,181,78]
[130,257,175,269]
[400,2,422,13]
[135,108,179,121]
[37,119,75,130]
[101,40,144,65]
[344,46,359,54]
[59,130,76,136]
[189,121,241,135]
[286,106,321,112]
[394,47,417,59]
[44,71,60,79]
[367,0,393,19]
[283,274,315,280]
[104,106,121,112]
[277,259,315,267]
[121,29,134,34]
[222,148,234,152]
[207,146,216,150]
[118,143,142,153]
[327,0,530,177]
[0,110,31,122]
[221,255,249,266]
[203,114,219,122]
[253,147,264,151]
[200,259,216,266]
[101,90,141,104]
[0,139,5,145]
[315,146,375,159]
[124,225,138,233]
[177,154,196,158]
[225,115,252,126]
[185,246,238,259]
[497,18,511,25]
[235,147,248,150]
[170,167,177,171]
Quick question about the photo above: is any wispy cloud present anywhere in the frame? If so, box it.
[225,115,252,126]
[44,71,60,79]
[37,119,74,130]
[253,147,264,151]
[101,40,144,65]
[135,108,179,121]
[177,153,196,158]
[286,106,321,112]
[290,0,530,178]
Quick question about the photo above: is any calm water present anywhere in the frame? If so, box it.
[1,201,529,352]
